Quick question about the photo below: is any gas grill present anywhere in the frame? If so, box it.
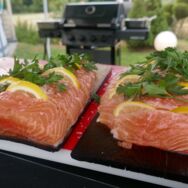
[38,1,150,64]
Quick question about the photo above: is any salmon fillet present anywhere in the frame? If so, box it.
[98,73,188,153]
[98,73,125,129]
[0,68,96,149]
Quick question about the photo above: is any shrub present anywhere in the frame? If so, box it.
[176,0,188,3]
[163,3,174,13]
[164,12,174,26]
[127,0,168,48]
[163,4,174,26]
[12,0,43,13]
[15,20,42,44]
[173,3,188,20]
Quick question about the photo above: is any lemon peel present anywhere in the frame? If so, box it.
[6,80,48,100]
[42,67,80,89]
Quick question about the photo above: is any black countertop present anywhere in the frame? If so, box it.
[0,150,165,188]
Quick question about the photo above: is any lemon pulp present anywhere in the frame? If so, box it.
[113,101,155,117]
[171,106,188,114]
[6,80,48,100]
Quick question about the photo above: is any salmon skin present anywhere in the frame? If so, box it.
[98,73,188,153]
[0,68,96,150]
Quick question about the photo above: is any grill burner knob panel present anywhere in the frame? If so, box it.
[90,35,97,42]
[68,35,75,42]
[62,29,116,47]
[79,35,86,42]
[101,35,109,43]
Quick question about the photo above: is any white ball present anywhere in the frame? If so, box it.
[154,31,178,51]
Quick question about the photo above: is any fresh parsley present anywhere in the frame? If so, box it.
[44,53,97,72]
[0,53,97,93]
[7,57,65,90]
[117,48,188,100]
[91,93,100,104]
[0,84,8,92]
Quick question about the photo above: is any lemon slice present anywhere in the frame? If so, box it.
[0,76,21,85]
[142,60,155,68]
[6,80,48,100]
[75,63,82,69]
[109,75,140,99]
[42,67,80,88]
[113,101,155,117]
[179,82,188,89]
[171,106,188,114]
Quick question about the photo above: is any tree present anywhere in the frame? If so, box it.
[127,0,168,48]
[163,3,174,26]
[48,0,69,17]
[171,0,188,39]
[173,2,188,20]
[128,0,146,18]
[176,0,188,3]
[12,0,43,13]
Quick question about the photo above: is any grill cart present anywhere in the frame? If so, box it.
[38,1,150,64]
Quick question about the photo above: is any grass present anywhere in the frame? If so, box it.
[14,42,152,65]
[14,42,65,60]
[121,45,153,65]
[14,39,188,65]
[13,12,188,66]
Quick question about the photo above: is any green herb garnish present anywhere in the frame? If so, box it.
[0,53,97,93]
[117,48,188,101]
[7,57,64,90]
[44,53,97,72]
[0,84,9,92]
[91,93,100,104]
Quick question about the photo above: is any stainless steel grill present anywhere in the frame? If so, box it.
[38,1,150,64]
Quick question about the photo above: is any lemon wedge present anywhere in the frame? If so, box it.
[0,76,21,85]
[171,106,188,114]
[42,67,80,88]
[113,101,155,117]
[6,80,48,100]
[109,75,140,99]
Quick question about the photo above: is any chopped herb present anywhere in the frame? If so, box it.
[0,84,9,92]
[45,73,63,84]
[142,83,168,96]
[91,93,100,104]
[117,83,142,99]
[44,53,97,72]
[0,53,97,93]
[5,57,66,91]
[57,83,66,92]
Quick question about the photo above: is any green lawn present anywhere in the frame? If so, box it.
[121,46,153,65]
[14,43,65,60]
[14,42,153,66]
[14,40,188,65]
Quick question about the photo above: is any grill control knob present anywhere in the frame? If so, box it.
[79,35,86,42]
[90,35,97,42]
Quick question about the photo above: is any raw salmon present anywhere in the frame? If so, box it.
[0,68,96,149]
[98,73,124,129]
[98,73,188,153]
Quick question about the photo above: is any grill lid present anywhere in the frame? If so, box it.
[63,2,128,29]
